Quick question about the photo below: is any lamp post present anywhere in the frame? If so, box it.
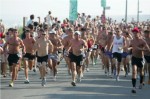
[137,0,139,22]
[125,0,128,23]
[101,0,106,24]
[23,17,28,27]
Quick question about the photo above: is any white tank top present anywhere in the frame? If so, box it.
[112,36,124,53]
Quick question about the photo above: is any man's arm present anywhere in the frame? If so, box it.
[82,40,88,50]
[3,40,9,53]
[0,47,3,54]
[57,38,64,50]
[109,36,114,51]
[48,40,53,54]
[20,39,26,54]
[66,39,73,52]
[33,40,38,52]
[62,37,68,47]
[137,40,150,51]
[122,37,127,49]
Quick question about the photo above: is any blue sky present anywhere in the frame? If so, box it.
[0,0,150,27]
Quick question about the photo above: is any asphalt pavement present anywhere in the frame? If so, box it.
[1,59,150,99]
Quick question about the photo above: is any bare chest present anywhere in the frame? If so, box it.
[51,39,59,46]
[9,39,20,46]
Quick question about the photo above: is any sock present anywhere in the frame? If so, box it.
[132,78,136,87]
[140,75,144,84]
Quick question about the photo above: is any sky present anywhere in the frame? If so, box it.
[0,0,150,27]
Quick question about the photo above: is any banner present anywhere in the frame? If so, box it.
[69,0,78,22]
[101,0,106,8]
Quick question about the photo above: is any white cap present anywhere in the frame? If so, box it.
[49,30,56,34]
[74,31,81,35]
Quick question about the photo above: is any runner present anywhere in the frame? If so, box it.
[62,28,74,75]
[0,46,3,74]
[105,31,114,77]
[23,29,36,83]
[0,33,7,77]
[97,26,108,73]
[35,29,53,86]
[86,30,95,71]
[49,30,63,81]
[3,29,26,87]
[67,31,87,86]
[130,27,150,93]
[122,31,132,77]
[111,28,126,81]
[143,30,150,84]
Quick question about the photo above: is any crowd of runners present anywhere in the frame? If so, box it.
[0,11,150,94]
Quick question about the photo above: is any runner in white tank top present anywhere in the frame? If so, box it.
[111,29,126,81]
[112,35,124,53]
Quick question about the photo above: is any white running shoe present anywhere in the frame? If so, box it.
[41,77,46,87]
[24,79,30,84]
[53,76,56,81]
[116,76,120,81]
[86,68,89,72]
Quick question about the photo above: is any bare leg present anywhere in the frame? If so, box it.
[24,59,29,80]
[29,60,34,70]
[71,62,77,82]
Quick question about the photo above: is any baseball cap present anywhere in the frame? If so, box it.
[74,31,81,35]
[132,27,140,33]
[144,30,150,34]
[49,30,56,34]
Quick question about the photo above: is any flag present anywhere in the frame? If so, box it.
[101,0,106,8]
[69,0,78,22]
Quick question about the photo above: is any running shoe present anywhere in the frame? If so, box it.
[116,76,120,81]
[24,79,30,84]
[3,74,7,78]
[110,73,113,78]
[131,88,136,93]
[113,69,116,76]
[71,81,76,86]
[81,73,84,78]
[9,81,14,87]
[86,68,89,72]
[53,76,56,81]
[139,84,142,89]
[77,76,81,83]
[41,77,46,87]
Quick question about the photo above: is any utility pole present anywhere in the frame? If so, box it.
[101,0,106,24]
[137,0,139,22]
[125,0,128,23]
[103,7,106,24]
[23,17,27,27]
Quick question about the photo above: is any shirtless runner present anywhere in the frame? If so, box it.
[49,30,63,81]
[35,29,53,86]
[62,28,74,75]
[67,31,87,86]
[3,29,26,87]
[23,29,36,83]
[130,28,150,93]
[143,30,150,84]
